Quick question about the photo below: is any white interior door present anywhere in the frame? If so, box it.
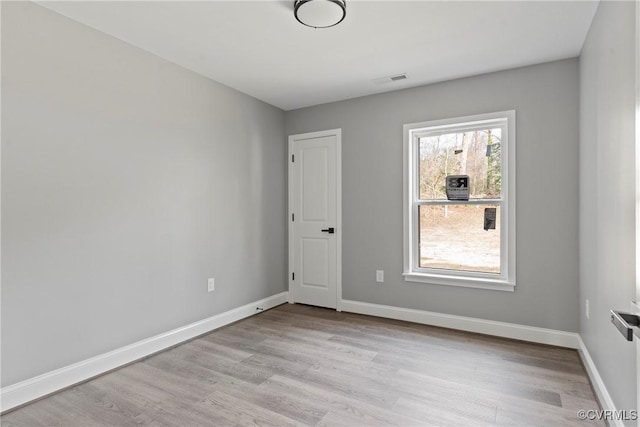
[289,129,341,310]
[635,2,640,426]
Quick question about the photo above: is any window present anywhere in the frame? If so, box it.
[403,111,516,291]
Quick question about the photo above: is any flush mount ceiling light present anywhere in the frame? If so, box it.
[294,0,346,29]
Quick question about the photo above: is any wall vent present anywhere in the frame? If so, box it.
[373,73,409,85]
[390,74,407,81]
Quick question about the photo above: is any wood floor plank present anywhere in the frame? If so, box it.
[393,395,498,427]
[56,383,158,426]
[391,368,605,427]
[194,389,306,427]
[237,352,313,378]
[171,341,274,385]
[257,336,383,368]
[0,394,110,427]
[373,351,563,407]
[474,358,595,401]
[263,374,425,427]
[2,303,604,427]
[233,319,378,362]
[186,336,255,362]
[289,362,401,410]
[208,372,329,425]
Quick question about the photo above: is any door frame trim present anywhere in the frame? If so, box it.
[288,129,342,311]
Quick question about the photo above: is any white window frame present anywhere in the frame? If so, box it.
[403,110,516,292]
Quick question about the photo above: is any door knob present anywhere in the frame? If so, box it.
[321,227,335,234]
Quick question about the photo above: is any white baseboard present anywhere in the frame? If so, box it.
[1,292,289,413]
[340,299,580,349]
[576,336,623,427]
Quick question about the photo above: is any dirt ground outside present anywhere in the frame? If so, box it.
[419,204,501,273]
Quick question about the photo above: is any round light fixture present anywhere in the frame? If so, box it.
[294,0,346,29]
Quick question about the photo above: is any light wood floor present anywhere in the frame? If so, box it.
[2,303,604,427]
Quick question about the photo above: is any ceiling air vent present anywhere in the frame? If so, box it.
[373,73,409,85]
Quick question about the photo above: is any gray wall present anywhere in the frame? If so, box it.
[286,59,580,332]
[1,2,286,387]
[579,0,637,416]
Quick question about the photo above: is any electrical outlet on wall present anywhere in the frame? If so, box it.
[208,278,215,292]
[585,299,590,319]
[376,270,384,282]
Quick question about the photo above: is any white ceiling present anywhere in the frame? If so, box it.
[37,1,599,111]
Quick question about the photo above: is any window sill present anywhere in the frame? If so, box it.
[403,272,515,292]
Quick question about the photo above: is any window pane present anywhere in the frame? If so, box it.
[418,204,501,273]
[419,128,502,200]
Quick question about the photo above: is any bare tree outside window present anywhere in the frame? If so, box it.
[417,128,503,273]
